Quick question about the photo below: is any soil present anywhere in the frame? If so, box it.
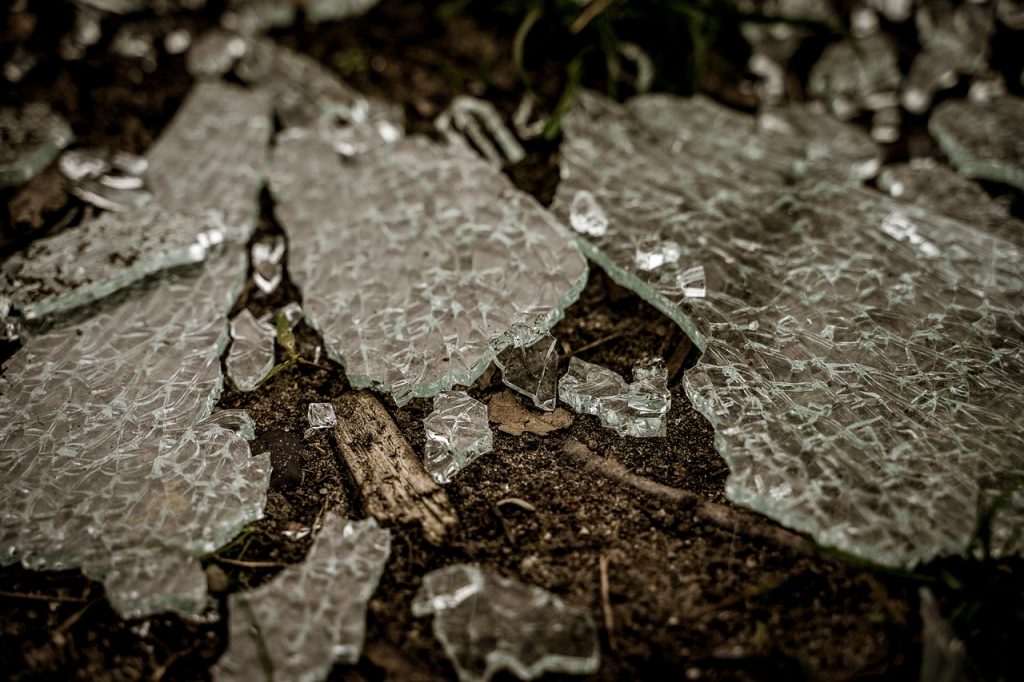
[2,2,1022,681]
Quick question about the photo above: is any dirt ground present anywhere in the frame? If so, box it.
[1,2,1022,681]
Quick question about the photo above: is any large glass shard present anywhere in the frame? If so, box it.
[929,96,1024,191]
[269,132,588,405]
[494,333,560,411]
[212,515,391,682]
[558,357,670,438]
[423,391,493,484]
[251,235,285,294]
[226,309,276,392]
[412,564,600,682]
[552,91,1024,566]
[0,102,73,188]
[916,0,993,77]
[145,81,273,240]
[1,205,221,321]
[807,34,901,118]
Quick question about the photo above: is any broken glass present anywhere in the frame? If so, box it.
[186,29,248,77]
[269,132,587,405]
[304,0,380,24]
[226,309,276,392]
[145,81,273,241]
[435,96,526,166]
[0,102,73,188]
[251,235,285,294]
[552,91,1024,566]
[902,50,960,114]
[929,96,1024,191]
[412,564,600,682]
[1,204,222,322]
[807,34,901,118]
[279,301,304,328]
[308,402,337,429]
[3,46,38,84]
[494,333,560,411]
[423,391,493,484]
[916,0,993,77]
[212,515,391,682]
[558,357,670,438]
[59,147,153,212]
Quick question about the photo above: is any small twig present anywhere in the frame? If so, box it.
[496,497,537,512]
[213,556,286,569]
[599,553,617,652]
[566,331,623,358]
[570,0,620,34]
[0,589,88,604]
[52,597,101,646]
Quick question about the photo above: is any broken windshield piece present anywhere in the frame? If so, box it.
[412,564,600,682]
[559,357,670,438]
[186,29,248,77]
[0,102,73,188]
[269,133,587,405]
[1,204,222,321]
[423,391,493,484]
[494,333,560,411]
[251,235,285,294]
[635,235,681,271]
[226,309,276,392]
[308,402,337,429]
[929,96,1024,191]
[212,514,390,682]
[553,91,1024,566]
[435,96,525,166]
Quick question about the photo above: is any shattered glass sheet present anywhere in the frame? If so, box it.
[145,81,273,239]
[494,333,560,411]
[212,515,390,682]
[226,309,276,392]
[0,102,73,188]
[423,391,493,484]
[929,96,1024,191]
[308,402,337,429]
[552,91,1024,566]
[558,357,670,438]
[269,132,588,405]
[1,204,221,322]
[412,564,600,682]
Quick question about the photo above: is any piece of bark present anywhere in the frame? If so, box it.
[332,391,457,544]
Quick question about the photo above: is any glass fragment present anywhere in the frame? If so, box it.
[807,34,900,118]
[279,301,304,328]
[212,515,390,682]
[304,0,381,24]
[223,0,296,35]
[251,235,285,294]
[916,0,993,76]
[308,402,337,430]
[558,357,670,438]
[494,333,560,411]
[423,391,493,484]
[412,564,600,682]
[0,102,73,188]
[436,96,526,166]
[226,309,277,392]
[929,96,1024,191]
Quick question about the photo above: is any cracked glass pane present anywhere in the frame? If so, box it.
[308,402,337,429]
[212,515,390,682]
[251,234,285,294]
[0,102,73,188]
[494,333,560,411]
[929,96,1024,191]
[412,564,600,682]
[552,91,1024,566]
[558,357,670,438]
[1,205,222,322]
[423,391,493,484]
[226,309,276,392]
[269,132,588,405]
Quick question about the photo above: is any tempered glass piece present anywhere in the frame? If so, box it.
[569,190,609,236]
[226,309,276,392]
[59,147,154,212]
[269,133,588,406]
[878,159,1023,245]
[0,102,73,188]
[558,357,670,438]
[423,391,493,484]
[308,402,337,429]
[212,515,391,682]
[304,0,380,23]
[558,357,628,417]
[186,29,248,77]
[553,91,1024,566]
[435,96,526,166]
[1,204,222,321]
[494,333,560,411]
[929,96,1024,191]
[807,34,900,118]
[251,235,285,294]
[412,564,600,682]
[146,81,273,240]
[0,247,272,618]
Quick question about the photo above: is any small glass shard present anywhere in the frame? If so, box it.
[186,29,248,77]
[493,333,560,411]
[304,0,381,24]
[436,96,526,166]
[59,147,153,212]
[412,564,600,682]
[423,391,493,484]
[807,34,900,118]
[251,235,285,294]
[0,103,74,188]
[226,309,276,392]
[929,96,1024,191]
[569,190,609,236]
[902,50,960,114]
[308,402,337,429]
[635,235,681,271]
[212,515,391,682]
[558,357,670,438]
[279,301,303,328]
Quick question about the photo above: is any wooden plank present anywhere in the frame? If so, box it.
[332,391,457,544]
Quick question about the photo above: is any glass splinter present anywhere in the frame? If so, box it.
[251,235,285,294]
[493,332,560,411]
[435,95,526,166]
[0,102,73,188]
[308,402,337,429]
[412,564,600,682]
[226,309,277,392]
[423,391,493,484]
[558,357,671,438]
[553,90,1024,566]
[212,515,391,682]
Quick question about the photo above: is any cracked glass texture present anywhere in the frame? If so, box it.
[269,132,588,405]
[412,564,600,682]
[929,96,1024,191]
[423,391,493,484]
[494,333,560,411]
[212,515,390,682]
[226,309,276,392]
[558,357,670,438]
[552,91,1024,566]
[0,102,73,187]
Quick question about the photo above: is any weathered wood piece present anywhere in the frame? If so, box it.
[332,392,457,544]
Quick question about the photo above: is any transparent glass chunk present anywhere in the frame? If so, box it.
[558,357,670,438]
[435,96,526,166]
[269,132,588,405]
[412,564,600,682]
[902,50,960,114]
[929,96,1024,191]
[279,301,304,328]
[552,91,1024,566]
[423,391,493,484]
[226,309,276,392]
[146,81,273,241]
[569,190,609,237]
[212,515,391,682]
[251,235,285,294]
[304,0,381,24]
[807,34,900,118]
[308,402,337,429]
[494,333,560,411]
[1,204,222,321]
[186,29,248,77]
[916,0,993,76]
[0,102,73,188]
[635,235,681,271]
[223,0,297,35]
